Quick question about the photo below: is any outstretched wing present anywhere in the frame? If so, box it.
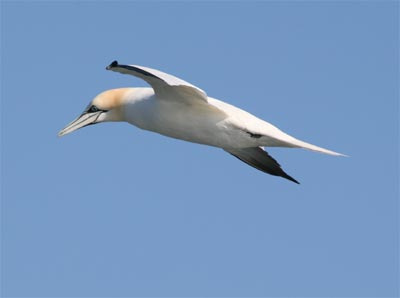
[106,60,208,104]
[224,147,300,184]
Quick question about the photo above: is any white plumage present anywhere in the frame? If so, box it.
[59,61,345,183]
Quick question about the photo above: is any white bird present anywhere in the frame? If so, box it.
[59,61,345,184]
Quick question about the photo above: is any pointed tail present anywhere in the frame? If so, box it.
[289,138,347,156]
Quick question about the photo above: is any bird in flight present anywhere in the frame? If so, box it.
[59,61,345,183]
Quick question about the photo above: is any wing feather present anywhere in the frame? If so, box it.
[225,147,300,184]
[106,60,208,103]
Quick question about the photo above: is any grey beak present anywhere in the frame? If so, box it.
[58,111,102,137]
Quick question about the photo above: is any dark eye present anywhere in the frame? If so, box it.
[88,105,99,113]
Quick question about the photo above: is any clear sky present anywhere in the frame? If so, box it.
[1,1,398,297]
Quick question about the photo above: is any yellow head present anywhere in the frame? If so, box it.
[58,88,130,137]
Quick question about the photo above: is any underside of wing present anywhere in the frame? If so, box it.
[224,147,300,184]
[106,60,208,104]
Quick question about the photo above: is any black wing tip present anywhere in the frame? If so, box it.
[226,148,301,184]
[284,174,300,184]
[106,60,119,70]
[279,168,300,184]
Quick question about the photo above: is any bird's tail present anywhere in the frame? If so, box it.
[285,137,347,156]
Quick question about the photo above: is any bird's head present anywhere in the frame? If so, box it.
[58,88,129,137]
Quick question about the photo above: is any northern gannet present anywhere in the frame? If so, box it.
[59,61,345,184]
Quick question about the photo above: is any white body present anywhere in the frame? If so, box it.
[121,87,340,154]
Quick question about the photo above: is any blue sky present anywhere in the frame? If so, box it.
[1,1,398,297]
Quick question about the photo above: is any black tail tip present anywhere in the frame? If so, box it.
[106,60,119,70]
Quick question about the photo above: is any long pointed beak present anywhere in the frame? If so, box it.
[58,111,102,137]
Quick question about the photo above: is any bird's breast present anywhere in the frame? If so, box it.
[123,97,254,148]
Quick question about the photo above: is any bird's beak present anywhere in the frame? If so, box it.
[58,111,102,137]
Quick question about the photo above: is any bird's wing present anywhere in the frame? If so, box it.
[106,60,208,104]
[224,147,299,184]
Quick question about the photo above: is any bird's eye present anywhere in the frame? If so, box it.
[88,105,99,113]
